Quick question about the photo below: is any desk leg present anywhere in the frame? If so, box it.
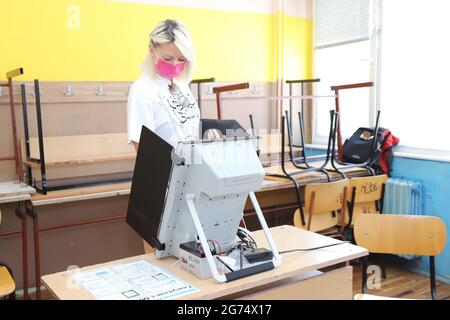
[27,206,41,300]
[15,205,29,300]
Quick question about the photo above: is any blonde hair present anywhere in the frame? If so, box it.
[141,20,196,83]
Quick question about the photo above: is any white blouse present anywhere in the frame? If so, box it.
[127,74,200,148]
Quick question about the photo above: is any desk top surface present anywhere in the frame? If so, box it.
[41,225,367,300]
[0,181,35,204]
[30,164,368,206]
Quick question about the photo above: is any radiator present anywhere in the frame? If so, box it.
[383,178,423,260]
[383,178,422,215]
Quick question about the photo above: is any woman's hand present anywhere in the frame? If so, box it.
[205,129,224,140]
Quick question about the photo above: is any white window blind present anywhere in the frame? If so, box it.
[380,0,450,152]
[315,0,370,48]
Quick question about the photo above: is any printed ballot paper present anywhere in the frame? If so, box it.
[71,260,198,300]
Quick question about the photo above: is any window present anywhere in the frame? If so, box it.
[315,0,370,48]
[379,0,450,154]
[312,0,377,144]
[314,40,372,140]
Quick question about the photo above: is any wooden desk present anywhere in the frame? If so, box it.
[0,181,35,204]
[42,226,368,300]
[28,164,370,299]
[22,133,135,191]
[30,182,131,206]
[29,164,368,206]
[0,181,36,299]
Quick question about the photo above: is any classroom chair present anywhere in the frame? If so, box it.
[345,175,388,278]
[354,214,447,300]
[0,263,16,300]
[293,179,349,239]
[345,174,387,227]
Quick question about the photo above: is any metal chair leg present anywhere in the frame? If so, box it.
[361,255,369,294]
[430,256,438,300]
[381,263,387,280]
[26,206,41,300]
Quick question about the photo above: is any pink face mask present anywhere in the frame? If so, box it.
[155,58,186,80]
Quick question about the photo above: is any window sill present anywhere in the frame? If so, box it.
[305,144,329,151]
[306,144,450,163]
[394,151,450,164]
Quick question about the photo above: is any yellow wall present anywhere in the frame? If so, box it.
[285,16,313,81]
[0,0,312,82]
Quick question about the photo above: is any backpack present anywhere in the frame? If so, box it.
[343,127,400,176]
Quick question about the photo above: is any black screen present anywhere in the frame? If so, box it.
[126,125,173,250]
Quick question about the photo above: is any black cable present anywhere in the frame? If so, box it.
[207,239,217,255]
[216,256,234,272]
[246,233,257,249]
[279,241,352,254]
[237,228,258,249]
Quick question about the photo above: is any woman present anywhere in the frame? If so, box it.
[127,19,200,253]
[128,19,200,150]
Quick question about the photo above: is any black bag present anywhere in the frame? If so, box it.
[342,127,390,165]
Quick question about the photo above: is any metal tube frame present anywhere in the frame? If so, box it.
[331,82,374,161]
[284,111,332,181]
[185,193,281,283]
[248,114,261,158]
[329,110,381,177]
[2,68,24,180]
[34,80,47,194]
[265,111,343,225]
[22,80,48,194]
[270,110,336,178]
[213,83,249,120]
[21,84,32,186]
[430,256,438,300]
[22,80,133,194]
[361,255,369,294]
[286,79,320,134]
[249,114,256,137]
[379,183,386,214]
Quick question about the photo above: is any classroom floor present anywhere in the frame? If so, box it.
[21,257,450,300]
[351,259,450,300]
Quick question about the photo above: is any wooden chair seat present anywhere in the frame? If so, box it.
[346,175,387,227]
[354,214,447,300]
[342,202,378,226]
[0,266,15,298]
[293,179,349,238]
[294,209,339,233]
[354,214,446,256]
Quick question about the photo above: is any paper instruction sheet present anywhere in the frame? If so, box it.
[71,259,198,300]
